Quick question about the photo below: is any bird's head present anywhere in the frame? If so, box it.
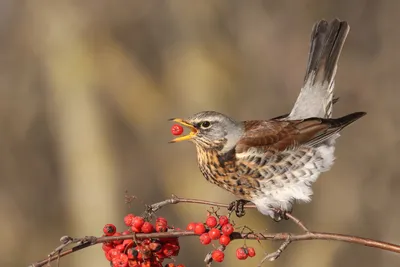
[170,111,244,152]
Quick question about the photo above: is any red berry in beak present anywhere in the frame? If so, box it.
[171,124,184,135]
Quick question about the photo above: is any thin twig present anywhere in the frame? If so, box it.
[48,236,74,257]
[284,213,310,233]
[259,236,292,265]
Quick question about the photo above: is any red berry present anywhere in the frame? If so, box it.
[141,261,151,267]
[199,233,211,245]
[155,221,168,232]
[154,251,165,260]
[247,247,256,257]
[132,216,145,229]
[156,217,168,225]
[141,238,151,245]
[103,241,114,247]
[129,260,140,267]
[138,246,152,260]
[102,243,114,252]
[236,247,248,260]
[123,239,134,248]
[171,124,183,136]
[127,248,139,260]
[208,228,221,240]
[141,222,154,233]
[103,224,117,236]
[131,225,141,233]
[186,222,196,231]
[121,230,131,236]
[112,253,129,267]
[165,264,175,267]
[205,216,218,228]
[211,250,225,262]
[170,243,180,256]
[219,235,231,246]
[105,251,112,261]
[162,244,175,257]
[176,265,185,267]
[108,248,121,259]
[115,244,125,252]
[218,216,229,226]
[160,237,179,245]
[123,214,135,226]
[149,242,162,252]
[113,232,123,245]
[194,223,206,235]
[221,223,234,236]
[135,248,143,261]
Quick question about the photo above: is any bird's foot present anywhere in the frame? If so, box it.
[228,199,250,218]
[272,207,292,222]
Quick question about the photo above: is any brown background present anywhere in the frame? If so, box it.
[1,1,400,267]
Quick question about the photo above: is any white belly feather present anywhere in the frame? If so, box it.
[237,144,336,218]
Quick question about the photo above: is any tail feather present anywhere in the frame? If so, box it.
[288,19,350,120]
[271,97,339,120]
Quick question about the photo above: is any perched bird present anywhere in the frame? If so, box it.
[169,19,366,220]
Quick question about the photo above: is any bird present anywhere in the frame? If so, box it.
[169,19,366,220]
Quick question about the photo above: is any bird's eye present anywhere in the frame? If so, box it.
[200,121,211,129]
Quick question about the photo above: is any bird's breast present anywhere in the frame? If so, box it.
[195,147,235,185]
[195,146,256,199]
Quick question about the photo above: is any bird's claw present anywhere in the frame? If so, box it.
[228,199,249,218]
[272,208,292,222]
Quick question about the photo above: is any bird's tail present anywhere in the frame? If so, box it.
[288,19,350,120]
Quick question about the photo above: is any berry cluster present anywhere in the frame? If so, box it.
[101,215,184,267]
[235,246,256,260]
[186,214,256,262]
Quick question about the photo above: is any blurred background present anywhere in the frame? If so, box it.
[1,0,400,266]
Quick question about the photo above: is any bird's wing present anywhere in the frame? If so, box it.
[236,112,366,154]
[236,119,327,155]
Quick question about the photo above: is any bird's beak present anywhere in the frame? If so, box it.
[169,118,198,143]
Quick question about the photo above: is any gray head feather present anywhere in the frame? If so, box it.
[187,111,244,152]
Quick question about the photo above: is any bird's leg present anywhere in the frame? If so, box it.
[228,199,250,217]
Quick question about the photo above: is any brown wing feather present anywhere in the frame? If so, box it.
[236,112,366,154]
[236,119,325,153]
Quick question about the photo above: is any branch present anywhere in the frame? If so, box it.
[29,195,400,267]
[29,230,400,267]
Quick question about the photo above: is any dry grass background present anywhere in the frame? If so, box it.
[1,1,400,266]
